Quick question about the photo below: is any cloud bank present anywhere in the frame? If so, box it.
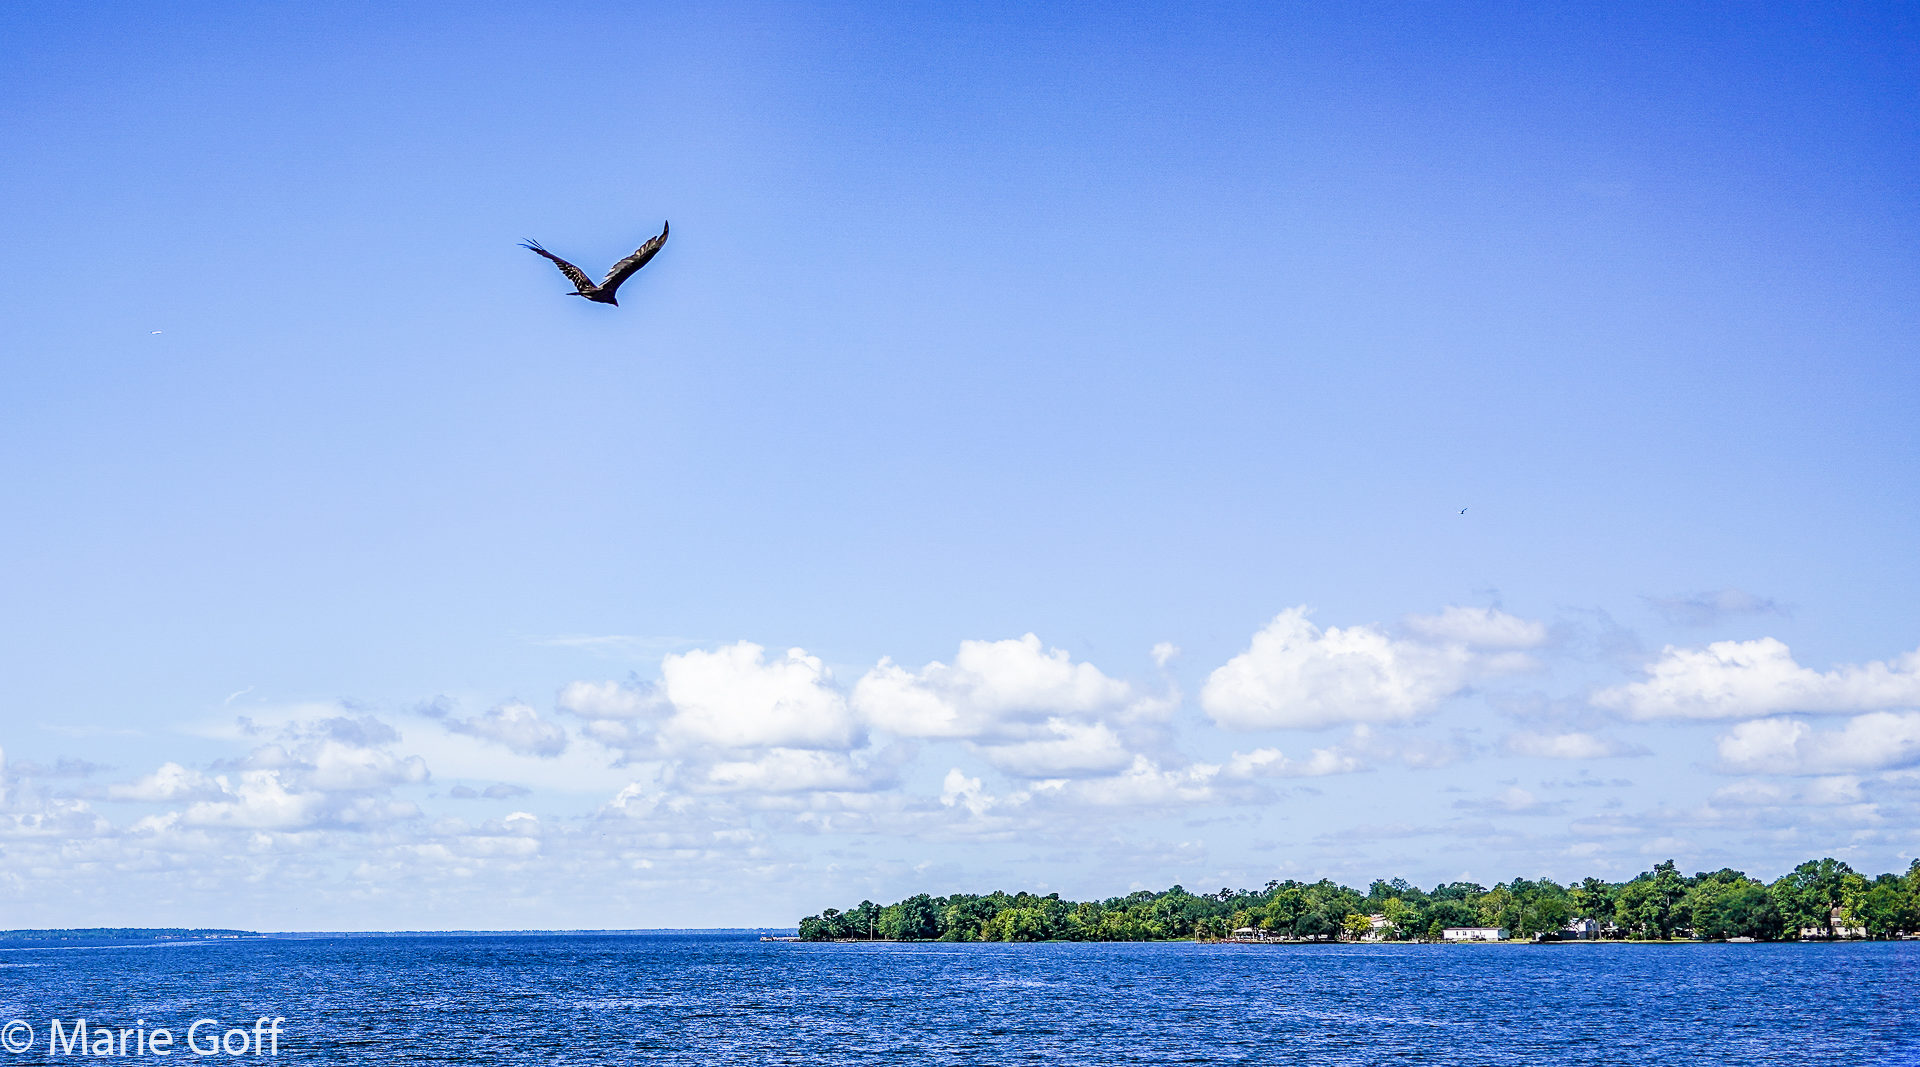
[1596,638,1920,720]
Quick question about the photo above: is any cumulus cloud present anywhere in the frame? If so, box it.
[974,719,1132,778]
[1200,607,1491,730]
[556,680,654,719]
[1404,606,1549,649]
[107,762,224,802]
[1502,731,1646,760]
[1712,776,1864,807]
[939,769,994,816]
[301,737,433,790]
[1595,638,1920,720]
[1057,756,1220,807]
[432,702,570,758]
[852,634,1137,740]
[656,642,857,751]
[694,749,882,795]
[1225,745,1362,778]
[102,712,435,834]
[1716,712,1920,775]
[843,635,1179,781]
[179,770,330,830]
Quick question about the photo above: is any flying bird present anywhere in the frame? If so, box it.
[1459,507,1469,515]
[521,222,669,306]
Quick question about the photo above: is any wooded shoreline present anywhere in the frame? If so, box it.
[799,856,1920,943]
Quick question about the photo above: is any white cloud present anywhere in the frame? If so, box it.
[1716,712,1920,774]
[1495,786,1541,813]
[302,739,431,790]
[852,634,1135,740]
[180,771,328,830]
[694,749,880,794]
[1061,756,1219,807]
[1225,746,1362,778]
[556,680,653,719]
[107,762,223,802]
[1404,606,1548,649]
[975,719,1132,778]
[1713,776,1864,807]
[1453,785,1553,814]
[656,642,858,751]
[939,769,994,816]
[1502,731,1644,760]
[441,703,569,758]
[1595,638,1920,720]
[1200,607,1477,730]
[104,712,437,833]
[1151,642,1180,668]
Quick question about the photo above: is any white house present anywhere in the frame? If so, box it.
[1442,926,1509,941]
[1799,908,1866,940]
[1361,914,1393,941]
[1560,919,1598,940]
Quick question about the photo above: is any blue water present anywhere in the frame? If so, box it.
[0,934,1914,1064]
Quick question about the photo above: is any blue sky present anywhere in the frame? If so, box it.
[2,2,1917,929]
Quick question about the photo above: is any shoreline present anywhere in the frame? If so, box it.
[783,935,1914,946]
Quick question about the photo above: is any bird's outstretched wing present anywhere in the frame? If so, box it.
[599,221,669,294]
[521,240,596,294]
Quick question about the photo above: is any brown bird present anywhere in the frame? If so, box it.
[521,222,669,305]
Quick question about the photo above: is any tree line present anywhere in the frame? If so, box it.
[797,857,1920,943]
[0,928,254,941]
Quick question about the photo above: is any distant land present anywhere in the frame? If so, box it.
[0,928,254,942]
[800,856,1920,943]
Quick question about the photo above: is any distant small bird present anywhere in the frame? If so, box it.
[521,222,669,306]
[1459,507,1468,515]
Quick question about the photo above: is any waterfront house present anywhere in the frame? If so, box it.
[1560,919,1598,940]
[1442,926,1509,941]
[1361,914,1393,941]
[1798,908,1867,940]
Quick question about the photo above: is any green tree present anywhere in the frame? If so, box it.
[794,857,1920,947]
[1614,861,1688,939]
[1382,897,1418,940]
[1857,878,1919,939]
[1686,877,1779,940]
[1512,879,1572,938]
[878,894,939,940]
[1476,884,1515,928]
[1426,899,1477,931]
[1769,858,1863,939]
[1296,908,1337,940]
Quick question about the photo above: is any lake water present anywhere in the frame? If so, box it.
[0,934,1913,1064]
